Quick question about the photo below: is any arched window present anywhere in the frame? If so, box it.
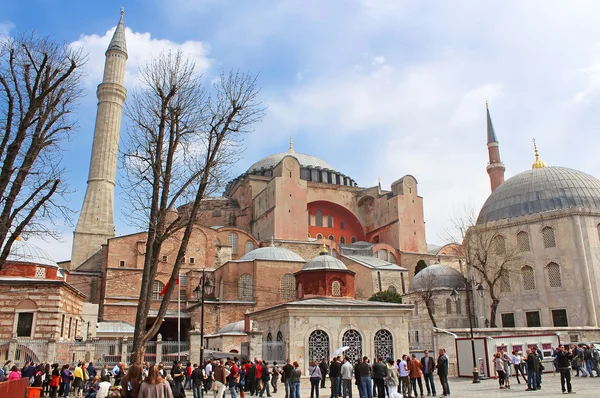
[517,231,530,252]
[276,331,285,362]
[265,332,273,361]
[316,210,323,227]
[228,232,239,255]
[351,236,357,243]
[388,253,397,264]
[340,236,346,244]
[374,329,394,360]
[455,298,462,315]
[332,281,341,296]
[387,285,397,294]
[542,227,556,248]
[308,330,330,363]
[316,233,323,240]
[152,281,164,301]
[521,266,536,290]
[238,274,253,300]
[493,235,506,255]
[328,235,335,241]
[327,215,333,228]
[244,240,254,254]
[500,270,511,292]
[446,298,452,314]
[342,329,363,364]
[280,274,296,300]
[378,249,388,260]
[547,262,562,288]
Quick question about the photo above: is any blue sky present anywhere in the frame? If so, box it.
[4,0,600,261]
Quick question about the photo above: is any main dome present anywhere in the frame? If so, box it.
[247,152,336,174]
[477,166,600,224]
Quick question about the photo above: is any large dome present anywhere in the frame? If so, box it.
[6,239,58,267]
[477,166,600,224]
[247,152,336,174]
[239,246,305,262]
[409,263,466,292]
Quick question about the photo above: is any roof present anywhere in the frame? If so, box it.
[408,263,466,293]
[96,321,134,334]
[477,166,600,224]
[302,253,348,271]
[342,255,407,271]
[247,152,336,174]
[239,246,305,262]
[205,320,251,337]
[6,239,58,267]
[107,10,127,55]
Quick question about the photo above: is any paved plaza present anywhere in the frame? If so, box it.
[268,375,600,398]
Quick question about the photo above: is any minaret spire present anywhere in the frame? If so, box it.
[485,102,505,192]
[289,136,294,153]
[71,10,128,269]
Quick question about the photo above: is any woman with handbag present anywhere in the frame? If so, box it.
[308,361,322,398]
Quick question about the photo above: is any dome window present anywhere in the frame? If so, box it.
[332,281,341,296]
[35,267,46,279]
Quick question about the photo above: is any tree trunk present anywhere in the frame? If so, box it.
[490,298,500,328]
[426,303,438,328]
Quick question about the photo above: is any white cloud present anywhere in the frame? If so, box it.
[70,27,211,90]
[0,21,14,38]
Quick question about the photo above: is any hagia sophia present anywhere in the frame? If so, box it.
[2,10,600,372]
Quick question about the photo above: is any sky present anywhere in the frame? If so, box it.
[4,0,600,261]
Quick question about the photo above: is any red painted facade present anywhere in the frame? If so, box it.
[295,269,355,299]
[308,201,365,244]
[0,262,59,279]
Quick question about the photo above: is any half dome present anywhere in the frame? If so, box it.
[239,246,305,262]
[409,263,466,293]
[477,166,600,224]
[6,239,58,267]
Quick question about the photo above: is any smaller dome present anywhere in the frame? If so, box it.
[216,320,247,335]
[409,263,466,293]
[302,252,348,271]
[239,246,305,262]
[6,239,58,267]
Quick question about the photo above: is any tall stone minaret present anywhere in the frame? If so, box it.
[485,102,505,192]
[71,9,127,269]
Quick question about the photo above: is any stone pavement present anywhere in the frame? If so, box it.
[257,374,600,398]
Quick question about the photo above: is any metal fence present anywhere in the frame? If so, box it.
[162,341,190,364]
[91,339,121,366]
[14,340,48,364]
[0,340,9,362]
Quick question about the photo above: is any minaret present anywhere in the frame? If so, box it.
[71,9,128,268]
[485,102,505,192]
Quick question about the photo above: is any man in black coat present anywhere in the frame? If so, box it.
[556,345,574,394]
[319,358,329,389]
[371,357,387,398]
[421,350,437,396]
[329,357,342,398]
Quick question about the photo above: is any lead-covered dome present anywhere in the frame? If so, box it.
[409,263,466,292]
[477,167,600,224]
[302,253,348,271]
[6,239,58,267]
[239,246,305,262]
[248,152,336,174]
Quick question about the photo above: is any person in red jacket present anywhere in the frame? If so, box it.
[185,362,193,390]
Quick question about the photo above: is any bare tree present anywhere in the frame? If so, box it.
[442,205,521,327]
[122,50,264,363]
[0,34,85,267]
[413,269,440,327]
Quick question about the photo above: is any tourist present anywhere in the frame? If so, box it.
[591,344,600,376]
[8,365,22,381]
[341,357,353,398]
[191,363,204,398]
[121,364,144,398]
[185,362,193,391]
[213,359,227,398]
[246,359,256,396]
[525,349,539,391]
[583,346,595,378]
[171,362,185,396]
[290,362,301,398]
[137,365,172,398]
[96,375,113,398]
[384,359,398,398]
[319,359,328,389]
[74,362,86,397]
[228,360,240,398]
[357,356,373,398]
[114,362,124,386]
[49,363,61,398]
[166,374,183,398]
[259,361,271,397]
[282,359,294,398]
[32,364,44,388]
[533,345,544,388]
[408,354,423,398]
[62,364,74,398]
[398,356,409,398]
[271,361,280,394]
[555,345,574,394]
[420,350,436,396]
[23,361,36,382]
[511,351,524,384]
[88,363,98,388]
[308,360,323,398]
[329,357,341,398]
[372,357,386,398]
[436,350,449,398]
[494,353,506,389]
[3,360,12,377]
[255,360,263,395]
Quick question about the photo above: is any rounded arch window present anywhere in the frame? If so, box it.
[542,227,556,248]
[517,231,530,252]
[316,233,323,240]
[276,331,285,362]
[238,274,253,300]
[374,329,393,359]
[328,235,335,241]
[265,332,273,361]
[547,262,562,288]
[332,281,341,296]
[228,232,239,255]
[493,235,506,255]
[340,236,346,244]
[316,210,323,227]
[244,240,255,254]
[280,274,296,300]
[308,330,330,363]
[351,237,357,243]
[521,265,535,290]
[387,285,397,294]
[446,298,452,314]
[342,329,363,364]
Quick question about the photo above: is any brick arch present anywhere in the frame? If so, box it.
[372,243,400,264]
[308,201,365,243]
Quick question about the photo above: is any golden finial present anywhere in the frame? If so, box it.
[15,236,22,241]
[320,243,329,255]
[289,137,294,153]
[120,7,125,16]
[532,139,547,169]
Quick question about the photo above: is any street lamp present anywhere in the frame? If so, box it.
[194,270,214,368]
[450,276,486,383]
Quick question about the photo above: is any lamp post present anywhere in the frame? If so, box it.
[451,278,485,383]
[194,270,214,368]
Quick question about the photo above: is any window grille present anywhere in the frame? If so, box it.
[316,210,323,227]
[266,333,273,361]
[152,281,164,300]
[328,235,335,241]
[35,267,46,279]
[342,329,363,364]
[280,274,296,300]
[179,274,187,286]
[238,274,253,300]
[521,266,536,290]
[328,215,333,228]
[351,237,357,243]
[446,298,452,314]
[542,227,556,248]
[308,330,330,363]
[212,209,221,217]
[340,236,346,244]
[276,331,285,362]
[374,329,394,359]
[332,281,341,296]
[547,262,562,287]
[493,235,506,255]
[316,233,323,240]
[244,240,254,254]
[228,233,239,255]
[16,312,34,337]
[500,270,511,292]
[517,231,530,252]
